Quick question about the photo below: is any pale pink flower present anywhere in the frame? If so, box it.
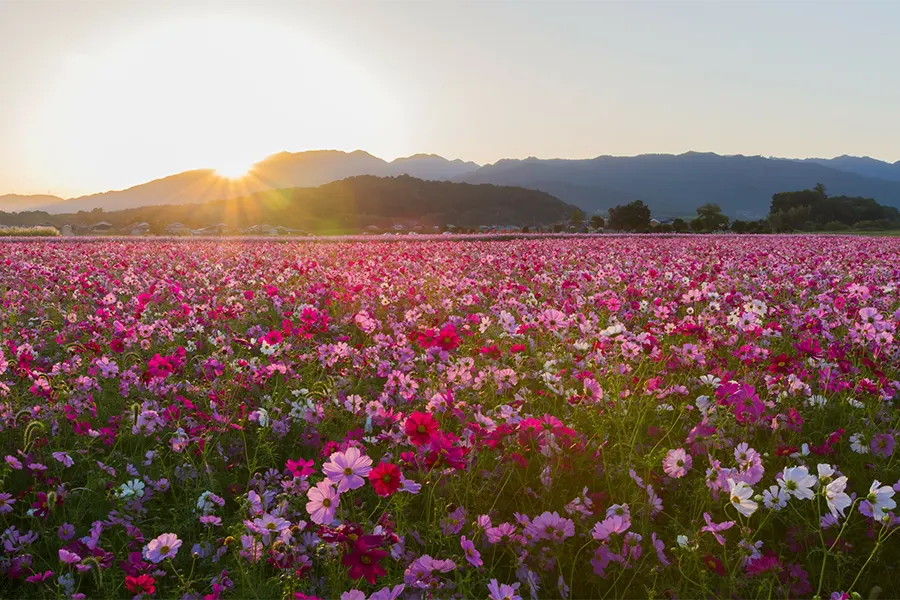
[662,448,692,478]
[306,480,340,524]
[143,533,182,563]
[323,447,373,493]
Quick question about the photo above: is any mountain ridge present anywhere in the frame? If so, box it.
[4,150,900,218]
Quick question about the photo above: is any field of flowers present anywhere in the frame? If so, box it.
[1,236,898,600]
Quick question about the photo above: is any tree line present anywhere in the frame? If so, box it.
[597,185,900,233]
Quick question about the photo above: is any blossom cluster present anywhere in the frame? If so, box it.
[0,236,898,599]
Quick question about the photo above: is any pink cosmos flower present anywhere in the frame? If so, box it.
[306,481,340,524]
[59,549,81,564]
[323,447,373,493]
[662,448,692,478]
[701,512,735,546]
[592,515,631,541]
[526,511,575,543]
[143,533,182,563]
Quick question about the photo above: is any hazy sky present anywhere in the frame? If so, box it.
[2,0,899,197]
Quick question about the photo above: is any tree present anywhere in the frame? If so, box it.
[693,203,729,232]
[769,205,812,231]
[672,218,689,233]
[590,215,605,230]
[607,200,651,232]
[731,219,748,233]
[570,208,586,223]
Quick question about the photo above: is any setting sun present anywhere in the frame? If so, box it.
[215,161,254,180]
[21,13,409,197]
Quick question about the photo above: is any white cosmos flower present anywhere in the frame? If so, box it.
[763,485,788,510]
[817,463,835,484]
[849,433,869,454]
[117,479,145,500]
[699,375,722,388]
[779,466,817,500]
[824,476,851,519]
[867,480,897,520]
[728,479,758,517]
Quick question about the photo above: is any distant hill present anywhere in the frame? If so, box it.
[2,176,577,232]
[796,155,900,182]
[456,152,900,218]
[0,193,64,211]
[26,151,482,214]
[6,150,900,219]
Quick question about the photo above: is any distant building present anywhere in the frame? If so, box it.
[193,223,230,236]
[129,222,151,236]
[90,221,113,233]
[61,224,74,237]
[165,222,190,235]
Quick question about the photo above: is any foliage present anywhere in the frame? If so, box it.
[672,218,689,233]
[769,184,900,231]
[607,200,651,232]
[589,215,605,230]
[0,225,59,236]
[691,203,730,232]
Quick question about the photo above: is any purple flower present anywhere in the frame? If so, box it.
[461,535,482,567]
[651,532,670,567]
[441,506,467,535]
[870,433,895,458]
[0,492,15,515]
[368,584,405,600]
[58,523,75,541]
[488,579,523,600]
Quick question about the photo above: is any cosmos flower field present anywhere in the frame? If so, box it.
[1,236,899,600]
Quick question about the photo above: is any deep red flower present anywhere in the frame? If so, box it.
[436,324,461,351]
[125,574,156,595]
[703,553,725,576]
[767,353,794,374]
[341,535,388,584]
[404,411,439,446]
[369,462,401,497]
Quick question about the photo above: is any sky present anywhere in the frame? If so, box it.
[1,0,899,198]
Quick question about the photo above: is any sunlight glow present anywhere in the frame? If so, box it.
[215,161,255,180]
[27,13,410,196]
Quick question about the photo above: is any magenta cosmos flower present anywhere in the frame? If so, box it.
[306,480,340,524]
[323,447,373,493]
[662,448,692,478]
[143,533,182,563]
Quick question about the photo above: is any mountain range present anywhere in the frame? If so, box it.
[4,150,900,219]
